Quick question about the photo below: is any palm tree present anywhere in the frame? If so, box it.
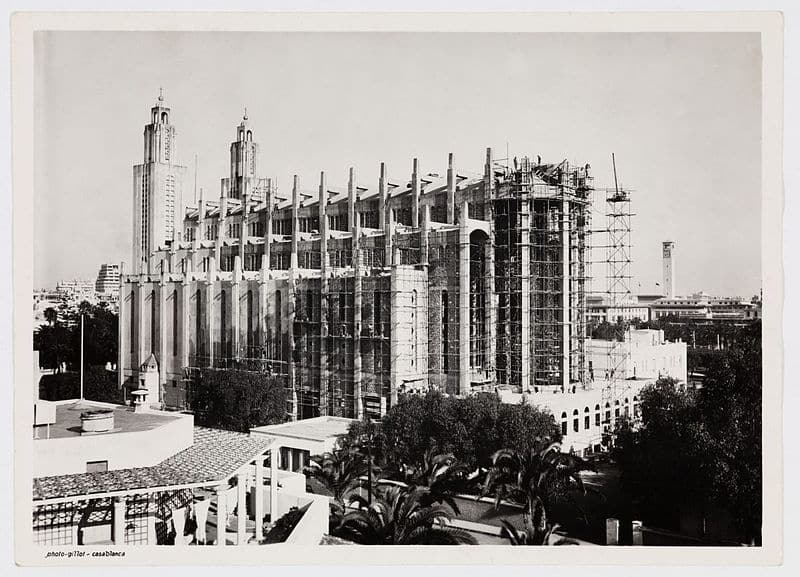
[336,484,477,545]
[44,307,58,326]
[481,438,595,512]
[393,449,476,515]
[303,447,377,523]
[500,493,579,546]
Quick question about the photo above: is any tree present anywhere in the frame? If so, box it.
[378,391,559,475]
[189,369,287,432]
[43,307,58,326]
[614,321,762,545]
[481,439,595,512]
[303,447,376,528]
[500,493,579,546]
[34,301,118,371]
[391,450,476,515]
[336,484,477,545]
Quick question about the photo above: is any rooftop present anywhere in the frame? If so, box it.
[44,400,181,439]
[251,415,354,442]
[33,427,274,502]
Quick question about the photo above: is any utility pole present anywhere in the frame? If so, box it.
[80,313,85,401]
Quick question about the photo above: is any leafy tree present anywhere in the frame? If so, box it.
[34,324,72,372]
[378,391,559,474]
[336,484,477,545]
[189,369,287,433]
[38,367,123,404]
[34,301,118,371]
[614,321,762,545]
[43,307,58,326]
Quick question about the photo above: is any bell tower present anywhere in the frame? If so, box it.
[133,90,187,273]
[227,109,259,199]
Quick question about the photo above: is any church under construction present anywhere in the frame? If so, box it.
[119,94,595,420]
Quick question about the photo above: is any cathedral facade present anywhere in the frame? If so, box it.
[118,96,593,420]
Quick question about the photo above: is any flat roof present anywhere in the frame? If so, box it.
[251,416,354,442]
[44,400,182,439]
[33,427,274,502]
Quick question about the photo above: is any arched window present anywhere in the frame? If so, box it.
[584,407,590,430]
[561,412,568,436]
[247,130,252,141]
[595,403,601,426]
[614,399,620,418]
[161,111,168,124]
[605,402,611,424]
[572,409,580,433]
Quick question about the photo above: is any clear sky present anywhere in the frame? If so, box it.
[34,31,762,298]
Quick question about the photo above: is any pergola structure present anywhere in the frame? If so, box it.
[32,428,283,546]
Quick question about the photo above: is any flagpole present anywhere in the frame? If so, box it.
[80,313,84,401]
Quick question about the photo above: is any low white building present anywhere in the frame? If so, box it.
[498,328,688,455]
[32,385,327,547]
[587,329,688,384]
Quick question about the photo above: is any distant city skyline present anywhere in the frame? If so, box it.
[34,31,761,297]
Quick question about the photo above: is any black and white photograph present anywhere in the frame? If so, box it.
[10,10,784,568]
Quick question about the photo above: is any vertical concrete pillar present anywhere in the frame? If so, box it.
[195,189,206,273]
[180,278,190,371]
[484,148,496,378]
[216,196,228,266]
[290,175,300,270]
[520,200,531,390]
[348,167,357,232]
[605,518,620,545]
[458,200,471,396]
[319,171,329,416]
[269,446,280,521]
[258,260,268,352]
[411,158,420,228]
[172,507,187,546]
[117,263,126,389]
[240,189,249,263]
[232,255,242,360]
[215,483,228,546]
[205,257,216,366]
[421,204,430,266]
[287,272,298,421]
[236,471,247,545]
[353,204,363,419]
[263,178,273,272]
[378,162,387,232]
[136,279,146,366]
[158,272,168,403]
[447,153,456,224]
[112,496,126,545]
[561,198,571,390]
[385,212,395,268]
[254,457,265,542]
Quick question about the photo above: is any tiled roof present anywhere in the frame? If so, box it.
[33,427,274,502]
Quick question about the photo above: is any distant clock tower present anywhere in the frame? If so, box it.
[133,90,187,273]
[662,241,676,298]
